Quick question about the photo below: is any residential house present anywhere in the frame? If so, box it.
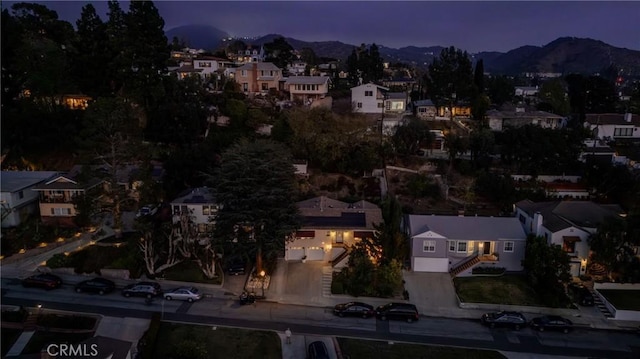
[436,103,471,119]
[172,64,203,80]
[381,77,416,90]
[384,92,407,114]
[170,187,219,235]
[236,45,265,64]
[283,76,331,103]
[487,109,565,132]
[584,113,640,141]
[514,86,539,97]
[193,55,230,78]
[514,200,625,276]
[351,83,388,114]
[32,174,104,227]
[412,99,437,120]
[287,60,307,76]
[233,62,283,94]
[285,196,383,267]
[1,171,59,228]
[404,215,526,276]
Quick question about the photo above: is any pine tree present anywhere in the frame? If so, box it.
[74,4,108,97]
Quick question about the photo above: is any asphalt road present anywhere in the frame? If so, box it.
[2,278,639,358]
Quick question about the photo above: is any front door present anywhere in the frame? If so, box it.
[483,242,491,255]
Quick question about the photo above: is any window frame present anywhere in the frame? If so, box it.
[504,241,514,253]
[423,240,436,253]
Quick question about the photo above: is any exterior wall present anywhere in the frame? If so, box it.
[593,283,640,321]
[1,186,42,227]
[416,106,437,120]
[287,81,329,102]
[193,60,220,77]
[234,67,282,93]
[351,84,384,113]
[385,99,406,113]
[488,118,503,132]
[170,202,218,226]
[589,124,640,140]
[285,229,364,262]
[411,235,447,259]
[39,202,77,219]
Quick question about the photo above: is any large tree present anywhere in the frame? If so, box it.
[522,235,571,307]
[588,217,636,278]
[263,37,294,70]
[426,46,474,108]
[73,4,109,97]
[391,117,434,156]
[537,78,570,116]
[212,139,302,274]
[346,43,384,85]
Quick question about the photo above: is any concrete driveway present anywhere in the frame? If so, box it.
[267,259,325,306]
[402,271,462,317]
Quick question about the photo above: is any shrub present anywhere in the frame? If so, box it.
[139,312,162,359]
[2,307,28,323]
[46,253,69,269]
[472,267,506,275]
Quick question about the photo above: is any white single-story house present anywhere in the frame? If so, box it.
[584,113,640,141]
[404,215,527,276]
[285,196,383,267]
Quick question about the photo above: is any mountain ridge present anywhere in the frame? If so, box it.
[166,25,640,75]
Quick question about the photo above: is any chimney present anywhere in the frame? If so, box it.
[532,212,543,236]
[624,113,632,123]
[252,63,258,92]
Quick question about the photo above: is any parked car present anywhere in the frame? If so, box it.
[307,341,330,359]
[375,303,420,323]
[21,273,62,290]
[122,282,162,298]
[481,311,527,330]
[568,283,595,306]
[136,205,158,218]
[530,315,573,333]
[164,287,202,302]
[333,302,375,318]
[75,278,115,295]
[226,260,247,276]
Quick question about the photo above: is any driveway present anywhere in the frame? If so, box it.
[268,259,325,306]
[402,271,462,317]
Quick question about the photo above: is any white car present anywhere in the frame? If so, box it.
[163,286,202,302]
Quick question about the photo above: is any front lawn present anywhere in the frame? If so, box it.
[597,290,640,311]
[152,323,280,359]
[159,260,222,285]
[454,275,543,306]
[37,314,97,330]
[1,329,22,357]
[337,337,506,359]
[21,332,94,354]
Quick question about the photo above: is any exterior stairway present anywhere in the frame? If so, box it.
[331,249,350,268]
[321,266,333,297]
[449,255,480,277]
[589,286,615,318]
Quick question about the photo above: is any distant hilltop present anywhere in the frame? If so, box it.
[166,25,640,76]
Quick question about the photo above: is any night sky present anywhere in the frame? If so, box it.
[5,1,640,53]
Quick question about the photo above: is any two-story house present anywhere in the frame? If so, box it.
[283,76,331,103]
[285,196,383,267]
[584,113,640,141]
[1,171,59,228]
[193,55,229,78]
[404,215,527,276]
[32,174,104,227]
[514,200,625,276]
[170,187,219,235]
[487,109,565,132]
[233,62,283,94]
[350,83,388,114]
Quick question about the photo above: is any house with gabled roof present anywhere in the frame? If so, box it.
[584,113,640,141]
[514,200,625,276]
[411,99,437,120]
[487,109,565,132]
[285,196,382,267]
[170,187,219,235]
[283,76,331,103]
[404,215,527,276]
[32,174,104,227]
[1,171,59,228]
[350,83,388,114]
[233,62,283,94]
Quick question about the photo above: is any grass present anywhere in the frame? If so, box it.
[159,260,222,285]
[597,290,640,311]
[21,331,94,354]
[1,308,29,323]
[454,275,543,306]
[152,323,281,359]
[1,329,22,357]
[337,337,506,359]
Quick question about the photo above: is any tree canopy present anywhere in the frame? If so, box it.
[427,47,474,107]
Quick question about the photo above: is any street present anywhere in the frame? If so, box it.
[2,278,639,358]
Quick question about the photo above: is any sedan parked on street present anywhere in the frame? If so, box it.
[375,303,420,323]
[481,311,527,330]
[75,278,116,295]
[122,281,162,298]
[21,273,62,290]
[333,302,375,318]
[530,315,573,333]
[163,287,202,302]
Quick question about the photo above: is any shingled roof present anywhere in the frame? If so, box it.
[515,199,624,232]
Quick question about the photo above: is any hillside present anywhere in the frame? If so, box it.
[165,26,640,75]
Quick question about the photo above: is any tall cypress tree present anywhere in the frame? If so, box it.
[74,4,108,97]
[474,59,485,94]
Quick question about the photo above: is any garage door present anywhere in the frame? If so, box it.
[286,248,304,261]
[412,257,449,272]
[305,247,325,261]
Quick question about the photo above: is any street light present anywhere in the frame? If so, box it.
[259,270,266,298]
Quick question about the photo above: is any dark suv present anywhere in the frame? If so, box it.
[21,273,62,290]
[75,277,116,295]
[226,260,247,276]
[481,311,527,330]
[568,283,595,306]
[308,341,329,359]
[122,282,162,298]
[375,303,420,323]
